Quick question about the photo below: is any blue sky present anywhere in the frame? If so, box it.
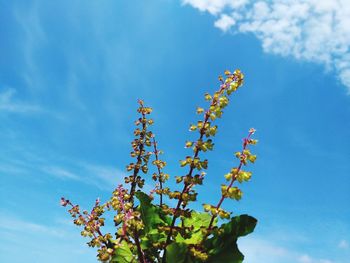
[0,1,349,262]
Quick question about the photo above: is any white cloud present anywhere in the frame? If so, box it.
[298,254,333,263]
[182,0,249,15]
[239,237,335,263]
[0,88,41,113]
[214,14,236,32]
[182,0,350,92]
[239,237,292,263]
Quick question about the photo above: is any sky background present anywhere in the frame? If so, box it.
[0,1,349,263]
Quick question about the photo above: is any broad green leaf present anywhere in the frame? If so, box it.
[135,191,171,233]
[166,242,197,263]
[204,214,257,263]
[135,191,171,254]
[111,241,134,263]
[184,211,212,229]
[176,211,216,245]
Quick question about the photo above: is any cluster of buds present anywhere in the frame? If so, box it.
[109,185,143,238]
[235,149,257,165]
[203,204,231,219]
[179,156,208,170]
[60,197,113,260]
[189,245,209,261]
[225,168,252,183]
[220,185,242,200]
[175,172,205,185]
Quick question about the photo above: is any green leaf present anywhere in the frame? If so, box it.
[176,211,216,245]
[204,214,257,263]
[184,211,212,229]
[135,191,171,255]
[111,241,134,263]
[135,191,171,233]
[166,242,197,263]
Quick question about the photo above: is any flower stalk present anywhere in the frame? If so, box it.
[206,128,257,231]
[162,70,245,259]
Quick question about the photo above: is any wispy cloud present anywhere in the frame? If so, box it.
[0,214,65,238]
[81,163,122,185]
[41,163,125,190]
[0,144,125,191]
[0,213,96,263]
[42,166,82,181]
[0,88,41,113]
[42,163,154,193]
[298,254,333,263]
[182,0,350,92]
[239,237,335,263]
[239,237,292,263]
[13,2,47,93]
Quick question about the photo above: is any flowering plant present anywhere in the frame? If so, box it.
[62,69,258,262]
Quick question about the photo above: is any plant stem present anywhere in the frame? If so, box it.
[134,229,147,263]
[152,136,164,206]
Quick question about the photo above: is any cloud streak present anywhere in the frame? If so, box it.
[182,0,350,92]
[42,166,82,181]
[0,88,41,113]
[239,237,335,263]
[0,145,125,192]
[298,254,333,263]
[42,163,155,193]
[0,214,65,238]
[41,163,125,190]
[0,213,96,263]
